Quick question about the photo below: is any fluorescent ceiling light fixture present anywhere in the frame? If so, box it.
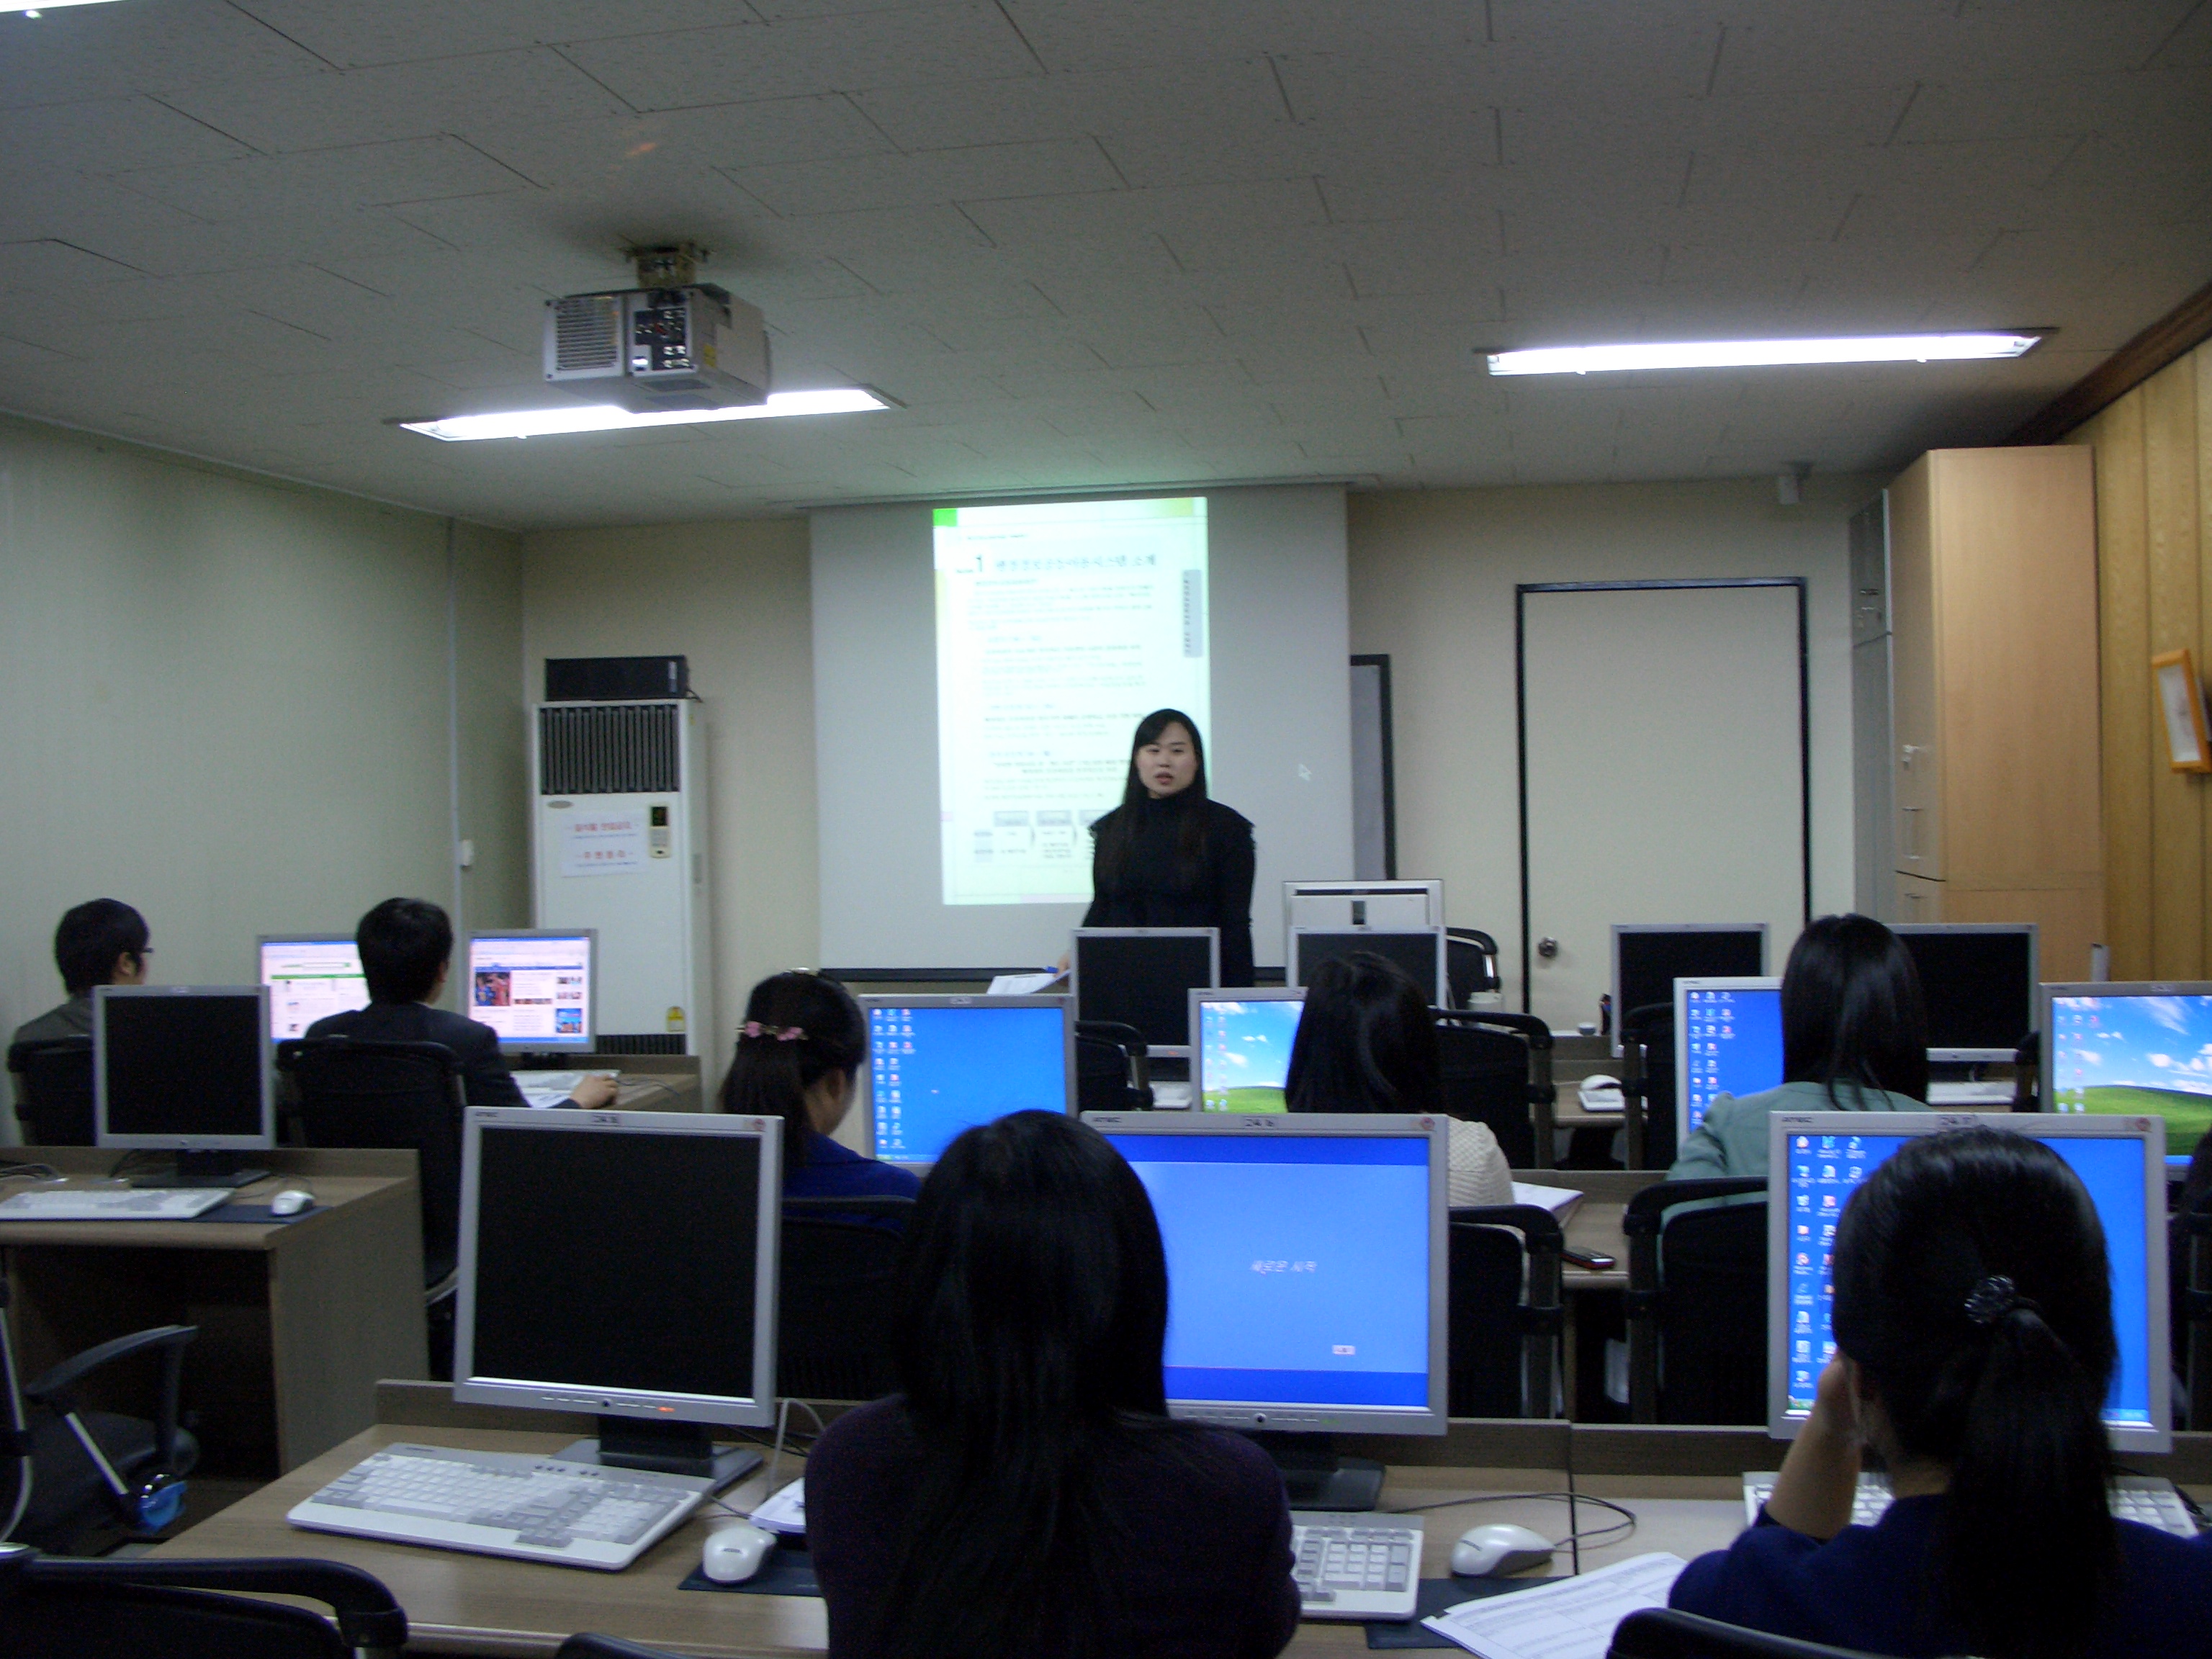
[400,387,894,441]
[1485,332,2043,376]
[3,1,125,12]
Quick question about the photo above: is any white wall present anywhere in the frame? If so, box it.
[0,415,527,1134]
[1347,475,1876,1010]
[520,518,819,1099]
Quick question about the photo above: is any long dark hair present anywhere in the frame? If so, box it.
[1283,953,1443,1115]
[1781,914,1929,1104]
[1092,709,1211,886]
[1833,1128,2118,1659]
[718,971,866,1178]
[881,1111,1178,1659]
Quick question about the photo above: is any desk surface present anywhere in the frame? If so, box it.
[0,1152,415,1251]
[156,1420,1747,1658]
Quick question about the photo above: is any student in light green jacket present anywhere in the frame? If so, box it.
[1670,914,1930,1180]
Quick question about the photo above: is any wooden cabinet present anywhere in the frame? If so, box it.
[1885,448,2103,978]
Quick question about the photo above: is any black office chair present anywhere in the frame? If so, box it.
[1448,1204,1565,1417]
[279,1036,464,1377]
[1074,1020,1154,1113]
[1610,1608,1897,1658]
[1434,1010,1554,1169]
[6,1038,94,1146]
[2010,1029,2040,1110]
[0,1547,407,1659]
[557,1635,683,1659]
[1619,1002,1678,1170]
[1444,928,1503,1009]
[778,1195,913,1401]
[1622,1177,1768,1424]
[1,1269,199,1555]
[2178,1184,2212,1430]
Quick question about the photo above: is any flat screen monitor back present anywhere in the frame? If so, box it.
[860,996,1073,1164]
[1289,927,1446,1007]
[1893,925,2037,1060]
[258,935,369,1043]
[1072,929,1218,1053]
[1282,881,1442,935]
[95,986,272,1149]
[467,930,595,1052]
[1613,925,1768,1054]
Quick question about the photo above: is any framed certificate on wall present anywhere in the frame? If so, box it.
[2153,648,2212,773]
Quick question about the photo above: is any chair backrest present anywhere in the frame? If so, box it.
[1433,1017,1538,1168]
[1444,928,1502,1007]
[557,1635,689,1659]
[0,1551,405,1659]
[1074,1023,1151,1114]
[6,1038,95,1146]
[280,1038,464,1285]
[1611,1607,1894,1658]
[1446,1204,1565,1417]
[778,1197,912,1401]
[1623,1177,1769,1424]
[1620,1002,1678,1169]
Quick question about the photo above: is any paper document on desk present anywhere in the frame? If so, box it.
[1509,1182,1583,1221]
[1422,1552,1686,1659]
[988,971,1063,995]
[749,1478,806,1535]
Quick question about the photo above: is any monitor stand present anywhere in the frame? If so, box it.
[128,1151,269,1190]
[554,1417,762,1490]
[1252,1433,1386,1512]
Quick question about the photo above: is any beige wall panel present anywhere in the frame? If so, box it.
[2142,356,2204,976]
[2090,397,2155,979]
[1887,458,1942,880]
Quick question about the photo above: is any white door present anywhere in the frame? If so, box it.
[1520,583,1806,1030]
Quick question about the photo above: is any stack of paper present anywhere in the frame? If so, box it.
[1509,1182,1583,1221]
[986,971,1064,995]
[747,1478,807,1535]
[1423,1553,1686,1659]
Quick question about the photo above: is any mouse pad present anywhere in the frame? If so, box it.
[195,1202,315,1224]
[1364,1575,1542,1649]
[678,1542,819,1599]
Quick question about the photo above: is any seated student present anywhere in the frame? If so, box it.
[10,899,149,1048]
[720,970,918,1202]
[1285,952,1512,1207]
[1670,913,1926,1181]
[808,1110,1300,1659]
[304,899,616,1110]
[1671,1126,2212,1656]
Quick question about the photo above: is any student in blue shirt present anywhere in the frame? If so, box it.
[1672,1126,2212,1658]
[720,970,919,1203]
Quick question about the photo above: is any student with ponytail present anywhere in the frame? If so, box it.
[719,971,917,1202]
[806,1111,1299,1659]
[1671,1127,2212,1657]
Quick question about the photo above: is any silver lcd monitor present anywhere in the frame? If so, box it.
[95,984,274,1154]
[455,1107,782,1455]
[1766,1110,2169,1452]
[1893,923,2038,1062]
[1084,1110,1449,1444]
[2044,980,2212,1172]
[466,929,597,1053]
[258,933,369,1043]
[1283,879,1444,935]
[1288,925,1447,1008]
[1611,923,1769,1056]
[1070,927,1220,1057]
[859,994,1075,1166]
[1190,986,1306,1114]
[1675,976,1784,1145]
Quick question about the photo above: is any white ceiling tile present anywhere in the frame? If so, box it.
[722,138,1121,217]
[116,136,536,222]
[223,1,761,67]
[464,98,894,189]
[0,1,328,110]
[0,238,148,289]
[998,0,1479,74]
[850,59,1283,153]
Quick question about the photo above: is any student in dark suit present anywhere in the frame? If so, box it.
[9,899,150,1048]
[304,899,616,1110]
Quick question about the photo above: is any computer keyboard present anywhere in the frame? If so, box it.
[513,1070,586,1108]
[0,1187,230,1220]
[1741,1473,2198,1537]
[1290,1512,1424,1620]
[288,1442,711,1570]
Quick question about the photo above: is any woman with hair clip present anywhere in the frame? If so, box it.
[1671,1126,2212,1656]
[1081,709,1258,988]
[806,1110,1300,1659]
[1285,952,1511,1207]
[719,970,918,1202]
[1670,913,1928,1179]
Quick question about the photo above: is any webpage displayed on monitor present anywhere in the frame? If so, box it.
[864,999,1070,1164]
[1678,978,1784,1138]
[1195,994,1304,1112]
[467,933,593,1049]
[2046,986,2212,1161]
[259,937,369,1042]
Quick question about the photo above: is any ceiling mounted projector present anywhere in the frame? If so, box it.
[544,243,770,414]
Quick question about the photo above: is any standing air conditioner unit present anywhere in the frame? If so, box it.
[532,700,713,1061]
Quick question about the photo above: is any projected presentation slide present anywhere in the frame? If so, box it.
[1780,1128,2153,1430]
[2050,992,2212,1156]
[259,938,370,1042]
[1198,999,1303,1112]
[935,495,1210,907]
[468,934,592,1048]
[1107,1134,1431,1408]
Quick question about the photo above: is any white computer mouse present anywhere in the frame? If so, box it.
[268,1190,313,1218]
[701,1521,777,1583]
[1451,1523,1557,1578]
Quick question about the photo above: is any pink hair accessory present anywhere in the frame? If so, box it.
[742,1020,807,1042]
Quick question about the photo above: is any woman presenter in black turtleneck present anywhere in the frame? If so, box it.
[1080,709,1257,989]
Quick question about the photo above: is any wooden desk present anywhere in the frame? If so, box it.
[1,1147,426,1477]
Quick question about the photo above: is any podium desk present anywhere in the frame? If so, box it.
[1,1147,426,1478]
